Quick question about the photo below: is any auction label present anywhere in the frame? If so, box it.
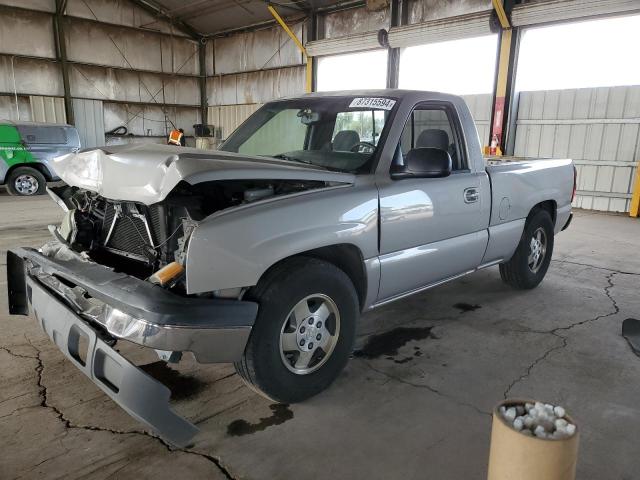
[349,98,396,110]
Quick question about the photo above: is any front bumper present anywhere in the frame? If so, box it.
[8,246,258,363]
[6,245,258,446]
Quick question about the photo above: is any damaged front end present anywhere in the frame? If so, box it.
[47,177,330,287]
[7,241,257,446]
[7,145,354,445]
[6,178,287,445]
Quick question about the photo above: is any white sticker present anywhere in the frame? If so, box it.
[349,97,396,110]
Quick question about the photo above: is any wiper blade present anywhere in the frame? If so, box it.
[270,153,307,163]
[270,154,325,169]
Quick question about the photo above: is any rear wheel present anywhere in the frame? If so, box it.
[6,166,46,196]
[499,209,554,289]
[235,257,358,403]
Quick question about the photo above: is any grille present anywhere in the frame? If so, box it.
[102,203,116,238]
[101,203,159,260]
[110,215,150,256]
[147,205,164,244]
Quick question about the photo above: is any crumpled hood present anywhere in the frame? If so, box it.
[51,143,355,205]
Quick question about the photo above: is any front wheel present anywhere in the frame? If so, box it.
[234,257,358,403]
[499,209,555,289]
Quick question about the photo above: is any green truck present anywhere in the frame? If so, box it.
[0,120,80,196]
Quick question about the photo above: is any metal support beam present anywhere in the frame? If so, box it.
[486,0,517,155]
[268,4,312,93]
[53,0,74,125]
[630,161,640,217]
[199,40,208,125]
[308,12,318,92]
[491,0,511,29]
[386,0,402,89]
[128,0,202,40]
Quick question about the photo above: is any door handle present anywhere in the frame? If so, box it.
[464,187,479,203]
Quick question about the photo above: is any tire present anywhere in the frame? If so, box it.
[6,166,47,196]
[235,257,358,403]
[499,209,554,290]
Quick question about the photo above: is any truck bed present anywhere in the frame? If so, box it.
[484,156,574,230]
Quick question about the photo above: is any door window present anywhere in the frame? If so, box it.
[398,106,467,171]
[15,125,67,145]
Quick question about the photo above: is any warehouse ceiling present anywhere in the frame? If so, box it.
[135,0,342,37]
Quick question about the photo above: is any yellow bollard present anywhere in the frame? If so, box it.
[487,400,579,480]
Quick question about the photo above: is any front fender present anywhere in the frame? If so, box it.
[185,183,379,294]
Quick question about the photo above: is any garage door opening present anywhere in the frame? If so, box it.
[316,50,388,92]
[398,34,499,95]
[516,14,640,91]
[513,14,640,213]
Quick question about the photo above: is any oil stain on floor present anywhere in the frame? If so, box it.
[453,302,481,313]
[227,404,294,436]
[353,326,435,360]
[139,361,206,400]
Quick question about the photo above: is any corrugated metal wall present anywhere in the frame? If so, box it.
[64,18,199,75]
[212,25,303,75]
[406,0,491,23]
[64,0,190,36]
[30,96,66,123]
[0,57,63,97]
[0,0,202,149]
[323,6,390,38]
[205,24,307,139]
[208,104,261,140]
[0,95,31,121]
[461,94,492,146]
[514,86,640,212]
[207,67,305,107]
[0,7,56,58]
[73,98,105,148]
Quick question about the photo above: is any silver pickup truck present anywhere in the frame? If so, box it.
[7,90,575,446]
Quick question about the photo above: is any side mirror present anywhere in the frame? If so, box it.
[391,147,452,180]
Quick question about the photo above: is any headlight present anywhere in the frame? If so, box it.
[103,305,158,341]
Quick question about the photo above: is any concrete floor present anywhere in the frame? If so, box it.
[1,189,639,480]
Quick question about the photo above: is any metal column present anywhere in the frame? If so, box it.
[53,0,74,125]
[199,40,208,125]
[308,12,318,92]
[631,162,640,217]
[487,0,518,155]
[386,0,403,89]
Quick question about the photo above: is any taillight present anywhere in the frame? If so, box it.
[571,166,577,202]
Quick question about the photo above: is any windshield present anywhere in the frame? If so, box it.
[219,96,397,173]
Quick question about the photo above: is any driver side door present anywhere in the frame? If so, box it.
[376,102,490,302]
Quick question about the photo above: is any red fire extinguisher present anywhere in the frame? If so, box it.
[490,134,499,156]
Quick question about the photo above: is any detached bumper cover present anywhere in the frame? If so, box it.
[27,278,197,446]
[7,246,258,363]
[6,245,259,446]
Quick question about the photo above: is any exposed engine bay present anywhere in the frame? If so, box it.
[49,179,327,290]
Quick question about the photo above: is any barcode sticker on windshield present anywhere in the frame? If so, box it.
[349,97,396,110]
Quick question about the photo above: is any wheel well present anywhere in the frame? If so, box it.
[259,244,368,311]
[6,163,53,182]
[529,200,557,226]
